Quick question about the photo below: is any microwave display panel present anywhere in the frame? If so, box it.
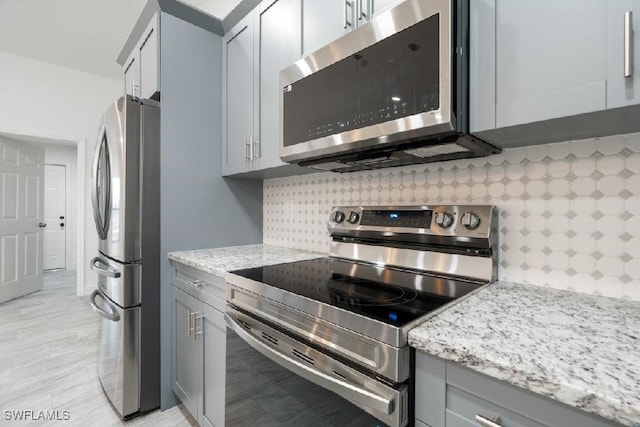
[283,14,440,148]
[360,210,433,228]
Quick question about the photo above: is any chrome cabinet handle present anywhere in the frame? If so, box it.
[89,289,120,322]
[244,138,251,161]
[358,0,366,20]
[194,315,204,339]
[188,280,203,288]
[188,311,192,336]
[475,414,502,427]
[225,313,393,415]
[625,11,633,78]
[189,312,197,337]
[90,257,121,278]
[343,0,352,28]
[252,138,259,160]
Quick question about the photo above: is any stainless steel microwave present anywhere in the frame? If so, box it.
[279,0,500,173]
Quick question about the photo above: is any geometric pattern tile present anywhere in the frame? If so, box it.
[264,132,640,301]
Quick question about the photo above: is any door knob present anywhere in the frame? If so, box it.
[60,223,65,227]
[59,216,65,220]
[39,222,47,228]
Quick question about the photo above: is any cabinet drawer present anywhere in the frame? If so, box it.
[447,364,618,427]
[170,261,225,312]
[446,385,544,427]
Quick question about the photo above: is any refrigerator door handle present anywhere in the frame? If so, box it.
[90,256,121,278]
[90,289,121,322]
[91,127,112,240]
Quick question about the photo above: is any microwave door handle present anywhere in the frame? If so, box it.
[225,314,393,415]
[89,289,120,322]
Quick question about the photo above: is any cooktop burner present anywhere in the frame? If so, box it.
[230,257,482,327]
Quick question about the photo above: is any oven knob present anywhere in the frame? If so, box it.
[333,211,346,223]
[461,212,481,230]
[347,211,360,224]
[434,212,454,229]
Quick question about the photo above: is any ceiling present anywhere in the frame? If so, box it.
[0,0,241,80]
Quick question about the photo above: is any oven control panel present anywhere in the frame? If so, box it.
[327,205,495,242]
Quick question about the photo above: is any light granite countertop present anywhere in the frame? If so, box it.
[168,244,325,278]
[408,281,640,426]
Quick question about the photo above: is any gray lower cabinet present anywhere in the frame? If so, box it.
[415,352,619,427]
[172,285,200,418]
[171,281,226,427]
[199,302,225,427]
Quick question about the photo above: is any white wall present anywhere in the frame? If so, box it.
[0,50,122,294]
[41,144,78,270]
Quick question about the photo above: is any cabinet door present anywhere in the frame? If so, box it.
[495,0,608,128]
[607,0,640,108]
[171,286,199,419]
[223,14,255,175]
[139,15,160,100]
[302,0,354,55]
[255,0,301,171]
[370,0,402,18]
[124,55,139,96]
[199,303,226,427]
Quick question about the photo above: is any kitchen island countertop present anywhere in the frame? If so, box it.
[409,281,640,426]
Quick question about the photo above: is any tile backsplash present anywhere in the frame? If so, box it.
[264,133,640,300]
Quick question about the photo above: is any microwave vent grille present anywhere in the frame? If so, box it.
[403,143,471,158]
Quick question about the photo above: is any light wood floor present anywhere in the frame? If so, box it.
[0,270,197,426]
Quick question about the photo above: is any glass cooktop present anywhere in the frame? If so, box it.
[230,257,483,328]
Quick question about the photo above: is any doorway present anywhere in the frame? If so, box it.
[44,164,67,270]
[0,130,85,297]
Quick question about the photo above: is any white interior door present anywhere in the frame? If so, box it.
[0,136,45,303]
[44,164,66,270]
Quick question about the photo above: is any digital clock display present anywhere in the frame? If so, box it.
[360,210,433,228]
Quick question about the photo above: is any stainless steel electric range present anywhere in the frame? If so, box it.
[225,205,498,427]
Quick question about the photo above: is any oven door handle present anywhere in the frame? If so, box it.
[225,313,394,415]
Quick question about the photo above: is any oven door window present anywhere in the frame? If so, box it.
[283,14,440,148]
[226,319,407,426]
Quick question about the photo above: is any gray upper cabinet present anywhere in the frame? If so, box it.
[472,0,640,147]
[301,0,353,55]
[223,0,303,176]
[139,18,159,100]
[301,0,401,56]
[124,55,139,98]
[607,0,640,109]
[223,14,255,175]
[255,0,302,171]
[494,0,608,129]
[122,13,160,100]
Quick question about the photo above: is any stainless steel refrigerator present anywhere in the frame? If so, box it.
[88,95,160,419]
